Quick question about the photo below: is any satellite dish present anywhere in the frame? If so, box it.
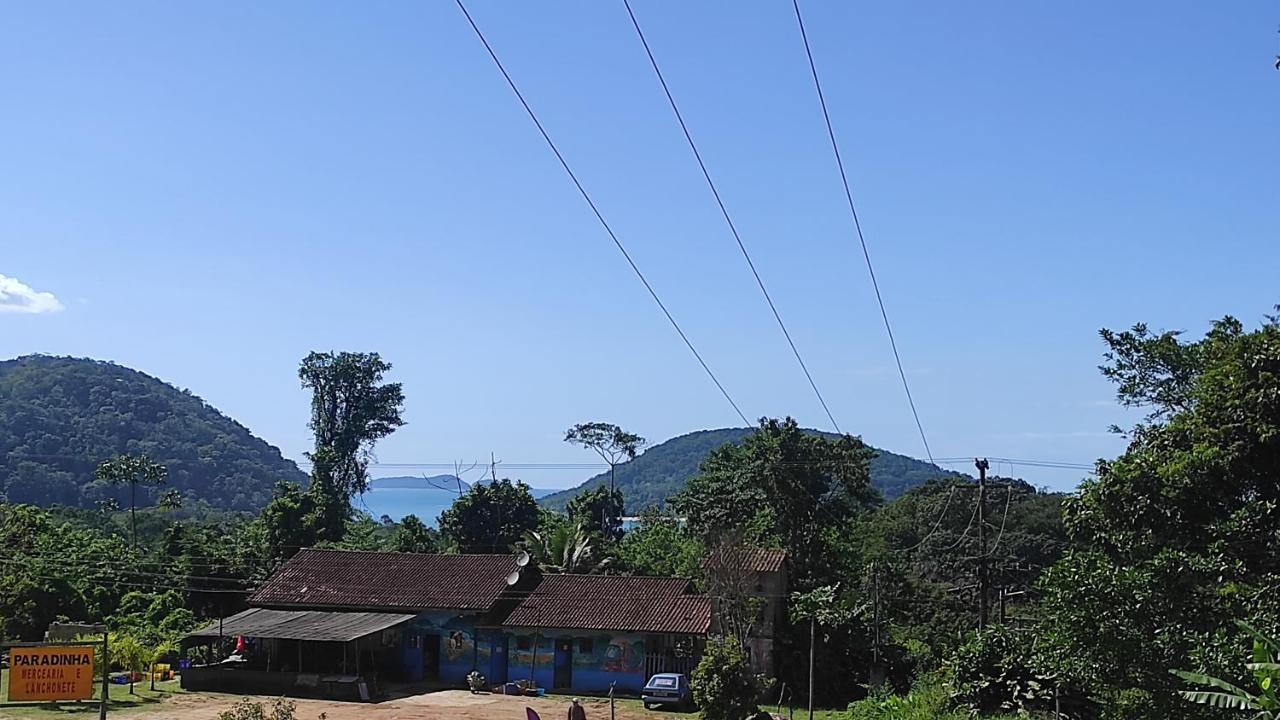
[515,550,531,568]
[505,570,522,586]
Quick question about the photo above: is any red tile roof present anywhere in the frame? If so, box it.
[250,549,520,612]
[502,575,711,635]
[701,545,787,573]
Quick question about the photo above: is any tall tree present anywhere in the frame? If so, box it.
[565,422,646,493]
[299,351,405,542]
[95,454,167,551]
[674,417,878,590]
[1038,310,1280,718]
[438,478,540,553]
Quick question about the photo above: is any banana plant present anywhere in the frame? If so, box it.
[1172,621,1280,716]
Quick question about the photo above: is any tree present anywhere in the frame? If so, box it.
[158,489,183,512]
[791,585,861,719]
[1038,310,1280,717]
[299,351,405,542]
[523,523,609,574]
[257,482,319,561]
[616,508,703,578]
[566,485,625,542]
[691,637,762,720]
[565,422,646,493]
[438,479,540,553]
[391,514,439,553]
[95,454,167,551]
[110,631,148,695]
[1173,621,1280,717]
[674,417,878,591]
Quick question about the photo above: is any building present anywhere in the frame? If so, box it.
[500,574,709,693]
[702,545,788,677]
[183,548,710,698]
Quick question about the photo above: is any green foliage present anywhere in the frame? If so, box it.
[299,351,405,542]
[675,417,878,591]
[692,636,761,720]
[0,355,308,510]
[217,698,304,720]
[390,514,439,553]
[96,454,167,548]
[439,478,540,553]
[1173,621,1280,717]
[1038,311,1280,716]
[542,427,956,513]
[846,680,966,720]
[948,626,1053,716]
[566,485,624,542]
[615,508,703,578]
[523,522,609,573]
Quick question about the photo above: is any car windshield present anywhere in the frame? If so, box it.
[651,677,677,688]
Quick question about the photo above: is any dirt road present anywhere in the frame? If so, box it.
[127,690,672,720]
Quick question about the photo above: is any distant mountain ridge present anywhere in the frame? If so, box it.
[0,355,308,511]
[540,427,956,512]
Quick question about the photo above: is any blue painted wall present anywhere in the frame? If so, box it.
[509,630,648,694]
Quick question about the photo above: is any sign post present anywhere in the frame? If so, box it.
[7,645,96,702]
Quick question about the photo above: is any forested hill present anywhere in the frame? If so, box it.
[540,427,957,511]
[0,355,307,510]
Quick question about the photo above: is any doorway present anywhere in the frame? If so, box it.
[423,634,441,680]
[489,635,509,685]
[553,637,573,689]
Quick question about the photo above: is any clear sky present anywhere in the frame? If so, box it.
[3,1,1277,491]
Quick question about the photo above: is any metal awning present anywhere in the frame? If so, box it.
[186,608,415,643]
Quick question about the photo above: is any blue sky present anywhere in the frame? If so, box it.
[2,1,1277,491]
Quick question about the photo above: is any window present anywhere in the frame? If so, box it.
[652,677,677,688]
[579,638,593,654]
[516,636,532,651]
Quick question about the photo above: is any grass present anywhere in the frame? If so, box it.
[609,697,847,720]
[0,670,187,718]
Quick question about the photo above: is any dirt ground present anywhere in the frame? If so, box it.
[118,689,675,720]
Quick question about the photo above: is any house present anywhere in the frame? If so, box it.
[183,548,710,698]
[500,574,709,693]
[702,545,788,677]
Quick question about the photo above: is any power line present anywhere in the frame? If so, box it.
[621,0,842,434]
[790,0,933,463]
[453,0,750,427]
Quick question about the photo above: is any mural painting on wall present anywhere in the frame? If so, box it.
[415,613,478,665]
[563,634,644,673]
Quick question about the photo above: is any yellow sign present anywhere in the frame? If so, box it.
[7,646,95,701]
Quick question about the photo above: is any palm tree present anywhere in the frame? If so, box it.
[1173,621,1280,717]
[150,638,179,691]
[523,523,610,574]
[95,455,167,551]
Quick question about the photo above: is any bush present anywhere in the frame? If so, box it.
[949,626,1053,716]
[217,698,306,720]
[692,637,761,720]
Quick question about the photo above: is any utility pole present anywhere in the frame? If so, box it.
[807,617,816,720]
[871,562,880,669]
[975,457,990,632]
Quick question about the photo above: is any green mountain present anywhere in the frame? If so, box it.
[0,355,307,511]
[540,427,957,512]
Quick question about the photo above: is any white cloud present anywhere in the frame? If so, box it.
[0,274,64,314]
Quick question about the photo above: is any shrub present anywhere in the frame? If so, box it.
[949,626,1053,716]
[217,698,300,720]
[693,637,761,720]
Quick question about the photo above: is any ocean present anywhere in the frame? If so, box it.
[355,483,558,526]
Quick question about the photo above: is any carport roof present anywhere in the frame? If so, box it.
[186,607,415,643]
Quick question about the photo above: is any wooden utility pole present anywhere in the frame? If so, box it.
[807,617,816,720]
[99,631,110,720]
[975,458,990,632]
[871,563,880,668]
